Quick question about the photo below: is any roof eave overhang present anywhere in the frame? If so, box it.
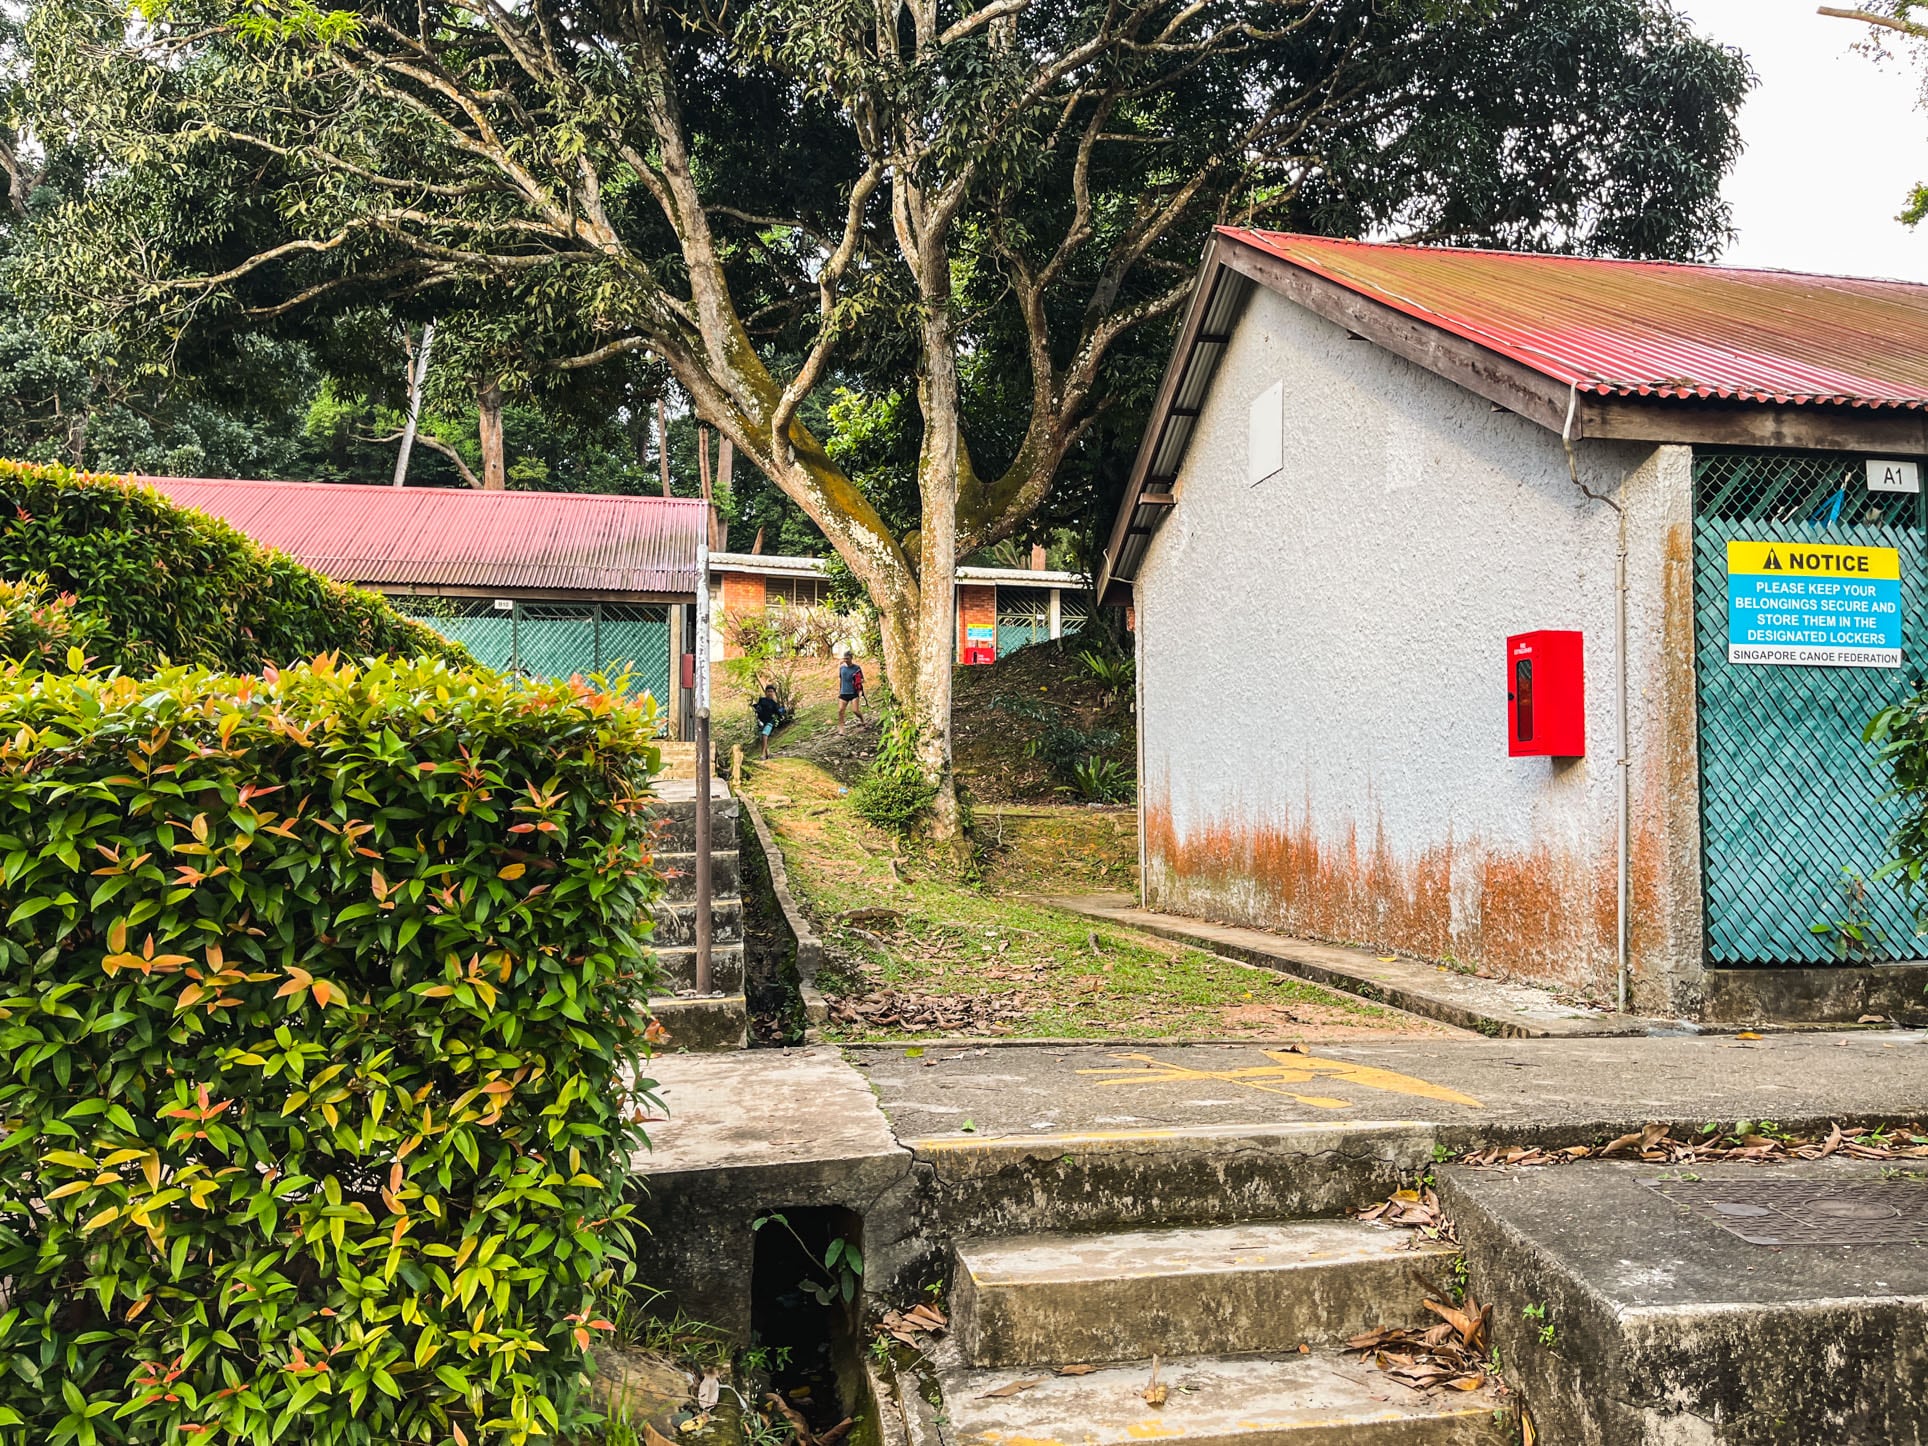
[1100,230,1928,593]
[1098,232,1255,600]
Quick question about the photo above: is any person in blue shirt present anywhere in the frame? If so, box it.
[837,649,867,730]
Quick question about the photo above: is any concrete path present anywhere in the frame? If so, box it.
[1051,893,1658,1037]
[847,1031,1928,1144]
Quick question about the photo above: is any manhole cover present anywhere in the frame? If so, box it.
[1642,1177,1928,1246]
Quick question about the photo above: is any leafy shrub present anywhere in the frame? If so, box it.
[779,604,858,660]
[723,613,804,714]
[0,574,107,669]
[0,655,663,1444]
[1022,716,1123,781]
[1078,648,1134,708]
[1066,754,1135,804]
[0,460,464,672]
[850,715,937,833]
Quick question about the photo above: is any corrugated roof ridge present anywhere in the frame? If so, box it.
[1224,228,1928,290]
[136,476,712,506]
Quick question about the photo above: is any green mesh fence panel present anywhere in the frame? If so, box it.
[392,601,515,670]
[514,604,599,683]
[1693,448,1926,964]
[598,605,671,713]
[391,598,671,732]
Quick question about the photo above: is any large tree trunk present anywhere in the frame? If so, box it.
[477,379,506,490]
[907,232,964,840]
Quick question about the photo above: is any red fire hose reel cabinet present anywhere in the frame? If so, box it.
[1507,630,1585,758]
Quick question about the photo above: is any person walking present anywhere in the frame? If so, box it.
[753,684,787,759]
[837,649,867,730]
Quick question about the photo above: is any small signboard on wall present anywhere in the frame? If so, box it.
[1867,459,1921,494]
[1726,540,1901,668]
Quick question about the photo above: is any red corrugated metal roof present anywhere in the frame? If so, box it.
[1225,229,1928,410]
[144,478,705,595]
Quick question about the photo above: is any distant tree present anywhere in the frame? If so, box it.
[25,0,1748,836]
[1821,6,1928,223]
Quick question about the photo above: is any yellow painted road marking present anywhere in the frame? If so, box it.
[1077,1050,1482,1109]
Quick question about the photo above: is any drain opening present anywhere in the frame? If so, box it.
[750,1206,862,1432]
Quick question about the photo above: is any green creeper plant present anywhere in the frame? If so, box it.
[0,655,663,1444]
[0,460,464,673]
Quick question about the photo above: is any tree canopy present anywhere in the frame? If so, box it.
[22,0,1751,829]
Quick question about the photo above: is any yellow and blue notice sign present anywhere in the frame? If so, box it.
[1727,540,1901,668]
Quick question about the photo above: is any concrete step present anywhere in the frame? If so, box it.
[954,1220,1459,1369]
[649,799,740,852]
[655,742,698,782]
[647,994,747,1052]
[653,849,741,903]
[651,898,744,948]
[913,1121,1434,1236]
[653,942,745,993]
[939,1346,1511,1445]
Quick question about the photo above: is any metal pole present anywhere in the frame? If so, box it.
[392,322,435,487]
[694,529,714,995]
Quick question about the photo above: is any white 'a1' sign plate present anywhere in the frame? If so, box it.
[1867,459,1921,494]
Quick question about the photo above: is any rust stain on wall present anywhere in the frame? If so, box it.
[1144,781,1690,999]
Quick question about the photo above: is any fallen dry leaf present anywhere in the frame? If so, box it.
[765,1393,815,1443]
[1141,1356,1167,1408]
[1057,1364,1098,1376]
[1456,1119,1928,1172]
[1423,1295,1489,1351]
[978,1379,1046,1399]
[643,1426,677,1446]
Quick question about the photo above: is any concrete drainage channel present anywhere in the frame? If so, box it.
[740,794,831,1047]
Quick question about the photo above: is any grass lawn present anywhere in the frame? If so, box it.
[720,654,1442,1043]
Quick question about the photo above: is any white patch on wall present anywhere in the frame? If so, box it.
[1248,380,1284,485]
[1385,424,1433,493]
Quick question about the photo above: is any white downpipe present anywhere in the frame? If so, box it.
[1563,386,1632,1014]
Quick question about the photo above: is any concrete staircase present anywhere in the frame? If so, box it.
[924,1143,1513,1445]
[647,777,747,1051]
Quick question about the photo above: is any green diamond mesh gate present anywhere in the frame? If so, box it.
[996,586,1052,658]
[395,598,671,725]
[1693,449,1925,964]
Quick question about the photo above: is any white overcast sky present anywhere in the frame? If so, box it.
[1678,1,1928,280]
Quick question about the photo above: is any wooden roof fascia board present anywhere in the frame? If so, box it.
[1577,395,1928,453]
[1099,235,1252,594]
[1214,236,1575,436]
[374,583,695,605]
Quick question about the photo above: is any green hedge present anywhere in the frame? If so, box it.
[0,460,463,672]
[0,656,663,1444]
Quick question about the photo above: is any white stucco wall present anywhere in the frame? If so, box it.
[1136,287,1702,1009]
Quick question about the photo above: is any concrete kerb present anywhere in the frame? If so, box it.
[1049,895,1661,1039]
[741,793,829,1037]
